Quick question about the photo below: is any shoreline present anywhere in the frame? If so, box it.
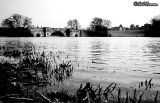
[72,69,160,90]
[44,69,160,101]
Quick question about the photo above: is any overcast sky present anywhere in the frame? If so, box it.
[0,0,159,28]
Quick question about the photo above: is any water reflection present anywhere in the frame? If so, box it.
[145,39,160,68]
[1,37,160,75]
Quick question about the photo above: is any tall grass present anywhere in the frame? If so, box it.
[0,42,74,102]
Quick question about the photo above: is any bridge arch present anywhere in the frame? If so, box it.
[36,33,41,37]
[51,31,65,37]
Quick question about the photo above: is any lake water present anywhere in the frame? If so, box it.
[1,37,160,86]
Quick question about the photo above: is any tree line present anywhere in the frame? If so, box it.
[0,14,160,37]
[0,14,110,33]
[0,14,110,37]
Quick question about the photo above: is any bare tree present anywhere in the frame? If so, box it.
[67,19,80,30]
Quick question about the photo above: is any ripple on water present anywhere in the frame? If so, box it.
[1,37,160,75]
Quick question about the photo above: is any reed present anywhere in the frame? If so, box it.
[154,91,158,103]
[125,91,129,103]
[138,92,144,103]
[118,88,121,103]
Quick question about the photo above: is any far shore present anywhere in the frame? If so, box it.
[109,30,145,37]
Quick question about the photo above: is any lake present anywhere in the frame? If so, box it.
[1,37,160,88]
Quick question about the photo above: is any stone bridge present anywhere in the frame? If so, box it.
[31,27,108,37]
[31,27,81,37]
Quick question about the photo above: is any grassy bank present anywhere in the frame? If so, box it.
[109,30,145,37]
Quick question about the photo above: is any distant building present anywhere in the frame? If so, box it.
[110,25,125,31]
[140,23,151,30]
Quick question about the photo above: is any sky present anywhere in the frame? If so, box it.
[0,0,160,28]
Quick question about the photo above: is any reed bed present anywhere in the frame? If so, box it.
[46,82,159,103]
[0,43,74,102]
